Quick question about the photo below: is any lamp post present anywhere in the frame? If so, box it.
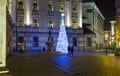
[45,26,53,52]
[16,25,18,52]
[112,36,115,53]
[105,33,108,55]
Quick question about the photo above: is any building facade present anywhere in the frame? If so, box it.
[10,0,104,54]
[115,0,120,48]
[82,2,105,50]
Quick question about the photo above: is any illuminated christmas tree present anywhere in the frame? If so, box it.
[56,13,68,53]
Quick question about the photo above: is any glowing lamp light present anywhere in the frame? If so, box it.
[61,13,65,17]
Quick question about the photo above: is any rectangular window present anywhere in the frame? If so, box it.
[71,0,77,13]
[33,37,38,47]
[48,3,53,12]
[33,19,38,27]
[18,2,23,10]
[72,19,77,29]
[33,3,38,11]
[72,4,77,13]
[73,37,77,47]
[87,37,92,47]
[59,3,64,12]
[18,36,24,43]
[48,19,53,28]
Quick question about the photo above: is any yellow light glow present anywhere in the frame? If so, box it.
[112,37,114,40]
[0,70,9,74]
[105,34,108,38]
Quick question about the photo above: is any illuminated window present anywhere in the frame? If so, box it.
[48,3,53,12]
[72,19,77,29]
[18,2,23,10]
[59,3,64,12]
[87,37,92,47]
[33,37,38,47]
[33,3,38,11]
[33,19,38,27]
[71,0,77,13]
[72,4,77,13]
[48,19,53,28]
[73,37,77,47]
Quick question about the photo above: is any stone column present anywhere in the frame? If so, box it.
[110,21,116,49]
[65,0,71,27]
[11,0,16,24]
[0,0,9,73]
[110,21,116,36]
[77,0,82,28]
[24,0,32,25]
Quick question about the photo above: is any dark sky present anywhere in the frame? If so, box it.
[94,0,116,21]
[94,0,116,30]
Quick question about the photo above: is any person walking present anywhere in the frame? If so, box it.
[71,46,74,56]
[43,47,46,52]
[68,46,71,55]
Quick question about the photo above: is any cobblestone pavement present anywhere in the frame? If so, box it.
[38,54,120,76]
[6,54,71,76]
[5,53,120,76]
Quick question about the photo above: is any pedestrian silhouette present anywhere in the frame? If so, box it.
[71,46,74,56]
[43,47,46,52]
[68,46,71,55]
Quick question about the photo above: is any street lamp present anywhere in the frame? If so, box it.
[105,33,108,55]
[16,25,18,52]
[112,36,115,53]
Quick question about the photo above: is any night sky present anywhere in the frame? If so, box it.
[94,0,116,30]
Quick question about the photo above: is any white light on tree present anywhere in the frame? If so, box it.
[56,13,68,53]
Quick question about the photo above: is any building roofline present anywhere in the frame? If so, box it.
[82,2,105,20]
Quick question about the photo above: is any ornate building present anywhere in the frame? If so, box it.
[82,2,105,50]
[116,0,120,48]
[10,0,104,54]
